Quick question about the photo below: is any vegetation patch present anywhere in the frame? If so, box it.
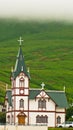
[0,19,73,104]
[48,128,73,130]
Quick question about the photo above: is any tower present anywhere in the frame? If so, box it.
[11,37,30,125]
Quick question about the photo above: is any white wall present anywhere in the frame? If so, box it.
[29,100,38,110]
[46,99,55,111]
[29,98,55,111]
[29,112,56,127]
[56,107,65,112]
[47,113,56,127]
[56,107,66,125]
[15,96,28,110]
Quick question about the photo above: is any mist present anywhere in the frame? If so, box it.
[0,0,73,22]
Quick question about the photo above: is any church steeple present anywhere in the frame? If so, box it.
[12,37,29,79]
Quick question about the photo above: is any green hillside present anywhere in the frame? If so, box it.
[0,19,73,104]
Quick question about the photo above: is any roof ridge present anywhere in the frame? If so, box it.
[29,88,65,93]
[46,90,65,93]
[30,88,41,90]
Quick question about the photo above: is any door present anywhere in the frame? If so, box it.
[17,112,26,125]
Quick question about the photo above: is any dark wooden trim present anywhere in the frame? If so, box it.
[12,94,29,96]
[28,78,30,125]
[6,109,66,114]
[56,111,65,114]
[28,97,29,125]
[14,85,16,124]
[12,87,29,89]
[55,104,56,127]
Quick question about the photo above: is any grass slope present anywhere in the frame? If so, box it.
[0,19,73,103]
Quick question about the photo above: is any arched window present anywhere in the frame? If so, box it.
[36,115,41,123]
[43,99,46,109]
[7,115,10,123]
[57,116,61,124]
[44,115,48,123]
[38,99,46,109]
[36,115,48,123]
[19,78,24,87]
[19,99,24,108]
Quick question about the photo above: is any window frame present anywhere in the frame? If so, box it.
[36,115,48,123]
[19,78,25,87]
[38,99,46,109]
[57,116,61,124]
[19,99,24,108]
[7,115,10,124]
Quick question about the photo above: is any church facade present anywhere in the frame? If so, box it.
[5,38,68,127]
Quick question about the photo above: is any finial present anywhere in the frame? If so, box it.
[11,66,14,72]
[6,84,8,90]
[27,67,30,73]
[18,37,23,46]
[41,82,45,90]
[21,66,23,71]
[27,67,31,79]
[63,86,66,92]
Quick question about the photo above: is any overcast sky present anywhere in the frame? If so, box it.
[0,0,73,21]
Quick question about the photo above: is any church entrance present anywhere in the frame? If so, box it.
[17,112,27,125]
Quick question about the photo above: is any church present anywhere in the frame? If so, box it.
[4,37,68,127]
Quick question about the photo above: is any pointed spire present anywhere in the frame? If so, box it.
[12,37,29,79]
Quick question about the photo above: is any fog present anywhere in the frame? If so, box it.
[0,0,73,21]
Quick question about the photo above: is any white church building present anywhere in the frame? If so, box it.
[5,37,68,127]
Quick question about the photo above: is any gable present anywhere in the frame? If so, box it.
[29,89,68,108]
[36,90,49,99]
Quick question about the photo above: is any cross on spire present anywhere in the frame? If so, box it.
[18,37,23,46]
[41,82,45,90]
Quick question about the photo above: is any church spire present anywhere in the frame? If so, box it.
[12,37,29,79]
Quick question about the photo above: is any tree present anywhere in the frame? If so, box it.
[0,112,6,124]
[66,106,73,121]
